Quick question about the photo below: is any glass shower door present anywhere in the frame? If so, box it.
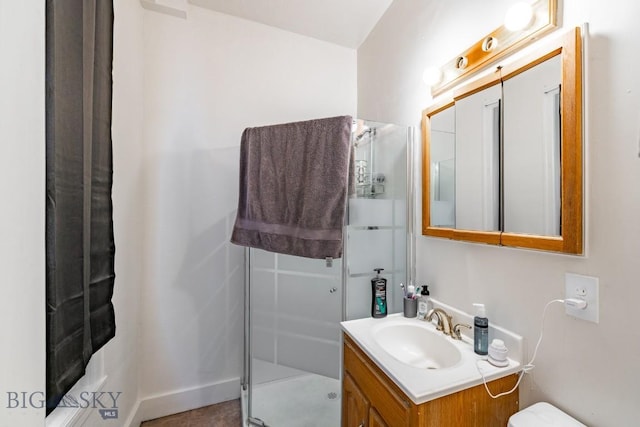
[247,249,343,427]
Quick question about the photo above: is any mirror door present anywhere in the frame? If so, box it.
[503,54,561,236]
[429,106,455,229]
[455,83,502,232]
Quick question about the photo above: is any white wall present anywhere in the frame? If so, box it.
[0,2,45,425]
[359,0,640,425]
[138,4,356,420]
[94,0,146,425]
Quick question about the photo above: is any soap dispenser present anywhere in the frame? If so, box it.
[417,285,432,320]
[473,303,489,355]
[370,268,387,318]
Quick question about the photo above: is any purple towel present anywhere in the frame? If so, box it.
[231,116,353,259]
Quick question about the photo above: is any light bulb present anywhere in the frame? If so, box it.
[504,2,534,31]
[422,66,442,86]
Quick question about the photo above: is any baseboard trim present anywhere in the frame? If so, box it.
[139,0,187,19]
[127,378,240,426]
[45,376,107,427]
[124,398,143,427]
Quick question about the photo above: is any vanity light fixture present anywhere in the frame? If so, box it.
[422,66,443,86]
[482,36,499,52]
[504,2,535,31]
[429,0,557,96]
[455,56,468,70]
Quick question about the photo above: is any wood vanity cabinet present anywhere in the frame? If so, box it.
[342,334,519,427]
[343,372,370,427]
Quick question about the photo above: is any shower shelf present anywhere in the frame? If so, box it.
[355,183,385,198]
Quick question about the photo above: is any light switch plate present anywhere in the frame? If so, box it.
[565,273,599,323]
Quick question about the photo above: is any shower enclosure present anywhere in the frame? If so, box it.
[241,120,413,427]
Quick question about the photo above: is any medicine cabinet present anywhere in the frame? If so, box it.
[422,27,582,254]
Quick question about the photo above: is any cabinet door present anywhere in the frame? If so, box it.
[368,407,389,427]
[343,373,369,427]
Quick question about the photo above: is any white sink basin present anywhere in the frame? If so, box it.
[373,323,462,369]
[342,307,524,404]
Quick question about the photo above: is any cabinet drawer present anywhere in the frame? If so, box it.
[344,335,411,427]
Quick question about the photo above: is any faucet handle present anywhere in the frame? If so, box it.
[452,323,472,340]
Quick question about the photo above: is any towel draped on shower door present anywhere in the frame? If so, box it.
[231,115,353,259]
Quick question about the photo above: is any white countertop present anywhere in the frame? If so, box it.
[341,308,523,405]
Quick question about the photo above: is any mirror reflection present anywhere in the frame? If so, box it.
[429,107,455,228]
[455,83,501,232]
[503,55,561,236]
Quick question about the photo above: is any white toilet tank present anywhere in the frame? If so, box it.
[508,402,586,427]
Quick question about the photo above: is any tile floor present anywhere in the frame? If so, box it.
[141,399,241,427]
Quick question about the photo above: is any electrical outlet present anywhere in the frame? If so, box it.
[565,273,599,323]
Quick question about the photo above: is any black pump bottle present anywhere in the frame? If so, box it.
[371,268,387,318]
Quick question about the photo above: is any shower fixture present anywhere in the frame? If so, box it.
[353,126,384,198]
[354,127,376,146]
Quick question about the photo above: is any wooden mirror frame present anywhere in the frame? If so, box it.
[422,27,583,254]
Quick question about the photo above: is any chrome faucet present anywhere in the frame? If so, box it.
[425,308,454,337]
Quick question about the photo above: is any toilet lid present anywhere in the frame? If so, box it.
[508,402,586,427]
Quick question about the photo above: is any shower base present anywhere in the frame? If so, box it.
[242,363,341,426]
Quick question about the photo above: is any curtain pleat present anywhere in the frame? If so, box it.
[88,0,116,354]
[46,0,115,414]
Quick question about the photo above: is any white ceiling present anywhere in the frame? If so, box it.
[188,0,394,48]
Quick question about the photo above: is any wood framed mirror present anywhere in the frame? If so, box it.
[422,27,582,254]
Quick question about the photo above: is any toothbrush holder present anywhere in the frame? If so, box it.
[403,297,417,318]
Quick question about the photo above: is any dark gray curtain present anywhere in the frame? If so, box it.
[46,0,115,414]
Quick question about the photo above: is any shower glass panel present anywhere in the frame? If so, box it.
[247,250,343,427]
[347,120,409,320]
[244,119,411,427]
